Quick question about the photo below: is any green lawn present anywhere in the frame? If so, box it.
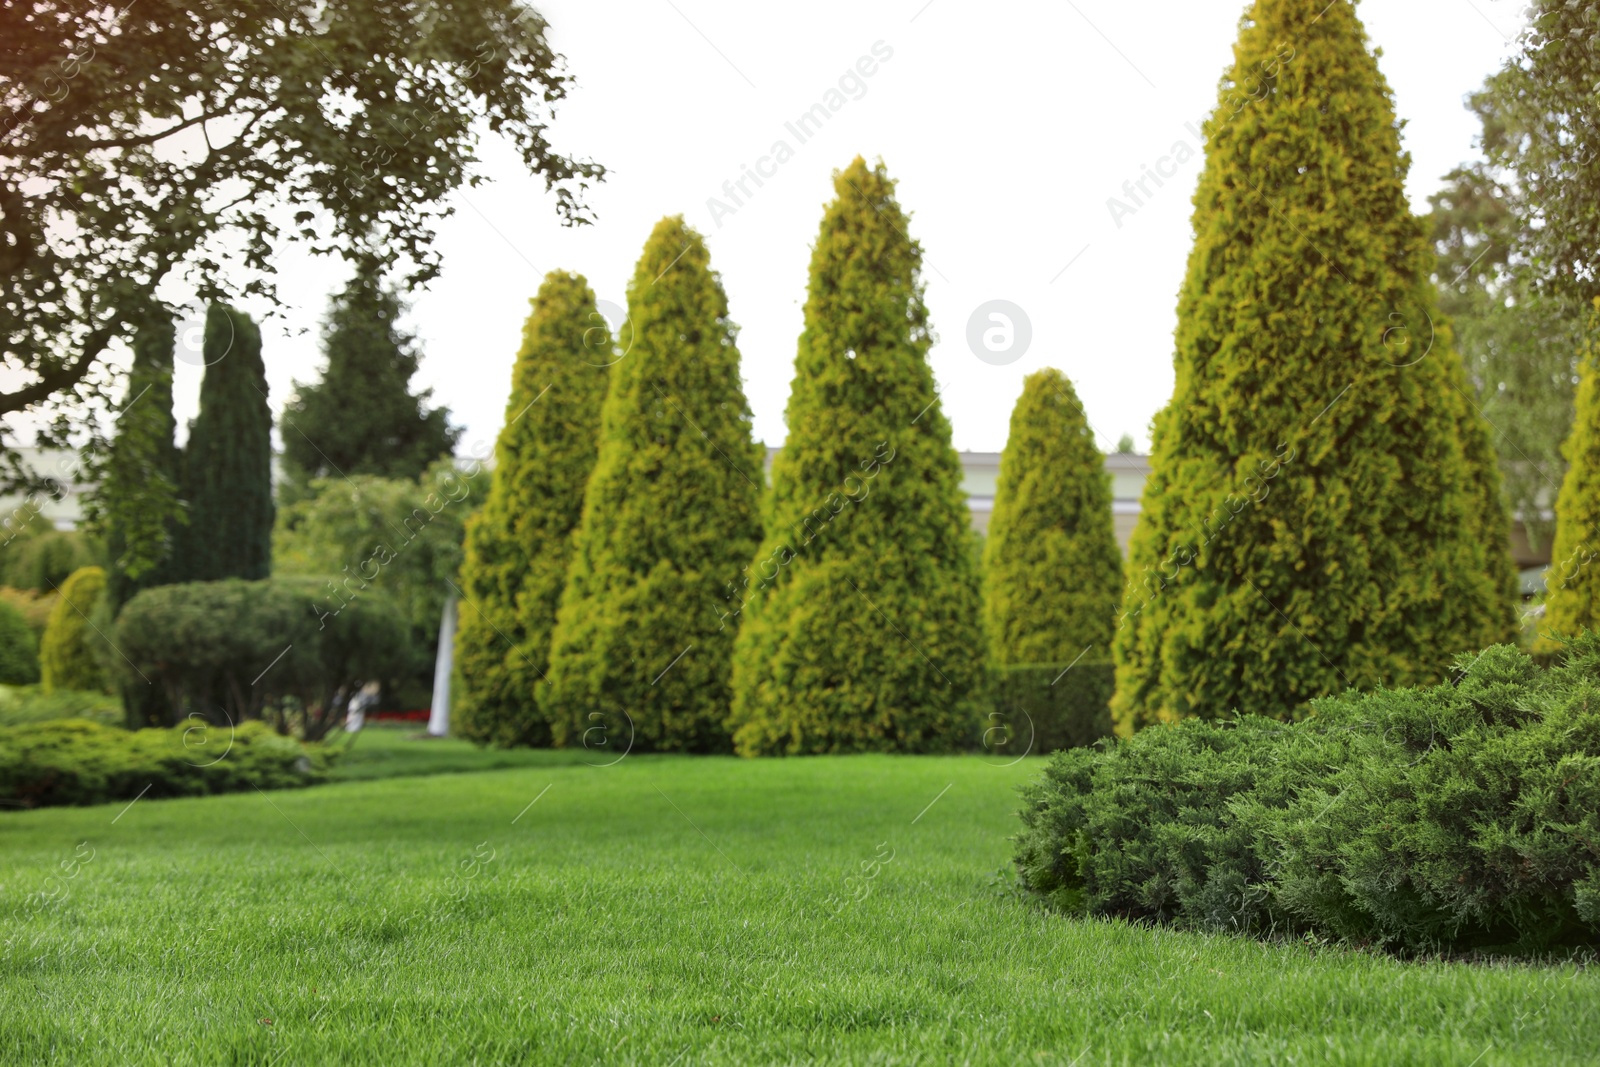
[2,736,1595,1065]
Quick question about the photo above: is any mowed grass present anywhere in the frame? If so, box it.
[2,740,1596,1065]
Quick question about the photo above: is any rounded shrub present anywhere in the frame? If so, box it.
[115,578,412,735]
[40,565,109,693]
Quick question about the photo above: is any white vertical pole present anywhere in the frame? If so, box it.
[428,592,458,737]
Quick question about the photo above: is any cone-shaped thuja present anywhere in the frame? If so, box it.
[728,157,985,755]
[454,272,610,746]
[541,218,763,752]
[1111,0,1512,729]
[1541,301,1600,647]
[1442,331,1521,642]
[984,369,1122,666]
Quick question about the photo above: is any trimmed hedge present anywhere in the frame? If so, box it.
[114,578,411,735]
[0,719,325,809]
[989,660,1114,755]
[1015,638,1600,954]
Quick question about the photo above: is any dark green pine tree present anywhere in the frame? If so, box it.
[728,158,986,755]
[175,305,274,582]
[1112,0,1514,731]
[99,311,184,610]
[454,272,611,746]
[984,369,1122,666]
[280,268,459,500]
[541,218,763,752]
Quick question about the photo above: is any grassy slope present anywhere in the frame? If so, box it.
[1,743,1594,1066]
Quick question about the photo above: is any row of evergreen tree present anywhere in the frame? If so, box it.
[455,161,994,754]
[100,272,462,607]
[458,0,1537,752]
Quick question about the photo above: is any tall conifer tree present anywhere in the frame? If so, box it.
[542,219,762,752]
[984,369,1122,666]
[454,272,610,746]
[281,269,459,501]
[1112,0,1513,729]
[98,312,183,609]
[728,158,986,755]
[176,305,273,582]
[1541,301,1600,645]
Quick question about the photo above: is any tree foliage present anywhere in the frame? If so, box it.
[0,596,40,686]
[274,457,489,706]
[0,513,101,595]
[1113,0,1515,730]
[280,269,460,502]
[983,369,1122,666]
[728,159,986,755]
[173,305,273,583]
[1428,134,1586,554]
[1480,1,1600,298]
[543,218,763,753]
[0,0,600,464]
[89,312,184,608]
[39,565,109,693]
[455,272,609,747]
[1540,301,1600,646]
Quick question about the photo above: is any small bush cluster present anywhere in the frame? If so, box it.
[989,660,1114,755]
[0,718,325,808]
[1014,638,1600,954]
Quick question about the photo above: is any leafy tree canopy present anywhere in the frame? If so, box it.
[0,0,600,480]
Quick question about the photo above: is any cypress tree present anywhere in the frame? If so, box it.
[454,272,610,746]
[176,305,274,582]
[99,311,184,610]
[1541,301,1600,644]
[727,158,986,755]
[1112,0,1512,730]
[541,218,763,752]
[281,269,459,500]
[984,369,1122,666]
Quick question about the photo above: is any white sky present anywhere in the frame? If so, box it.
[166,0,1528,457]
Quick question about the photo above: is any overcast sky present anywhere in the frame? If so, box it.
[165,0,1529,457]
